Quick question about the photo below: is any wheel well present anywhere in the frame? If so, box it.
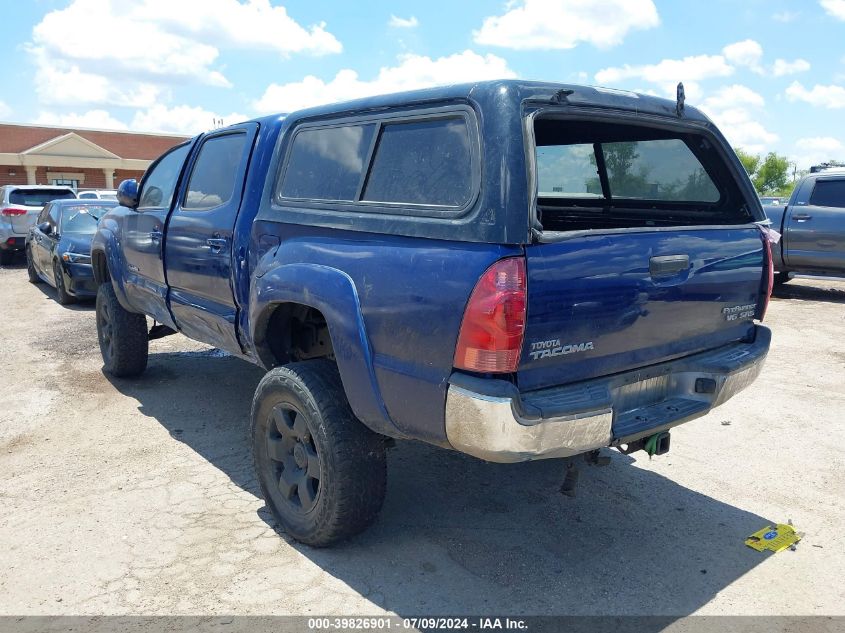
[92,251,110,285]
[262,303,334,367]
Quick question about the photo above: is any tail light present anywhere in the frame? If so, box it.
[454,257,527,373]
[757,235,774,321]
[1,207,27,217]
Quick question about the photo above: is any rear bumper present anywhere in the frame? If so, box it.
[445,325,770,463]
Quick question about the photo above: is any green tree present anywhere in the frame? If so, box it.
[734,147,761,179]
[754,152,790,194]
[588,142,652,197]
[733,148,792,196]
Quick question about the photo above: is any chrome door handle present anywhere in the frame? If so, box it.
[650,254,689,277]
[206,238,227,251]
[793,213,812,221]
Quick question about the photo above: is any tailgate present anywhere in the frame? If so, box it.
[518,227,764,391]
[11,206,41,234]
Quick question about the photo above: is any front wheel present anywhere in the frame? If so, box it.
[96,282,149,377]
[53,260,75,305]
[251,360,387,547]
[26,248,40,283]
[773,272,791,286]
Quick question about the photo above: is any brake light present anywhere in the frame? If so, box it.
[1,207,27,217]
[454,257,527,373]
[758,236,774,321]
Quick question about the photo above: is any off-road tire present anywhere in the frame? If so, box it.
[26,248,40,283]
[251,360,387,547]
[96,282,148,377]
[53,259,75,305]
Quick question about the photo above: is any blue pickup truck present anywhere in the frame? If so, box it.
[91,80,772,546]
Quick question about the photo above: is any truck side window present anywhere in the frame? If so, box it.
[280,125,376,201]
[362,117,472,207]
[183,133,247,211]
[138,143,191,210]
[809,179,845,208]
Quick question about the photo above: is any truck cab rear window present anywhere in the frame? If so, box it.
[278,115,473,209]
[533,117,752,231]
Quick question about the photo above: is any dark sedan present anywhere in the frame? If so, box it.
[25,200,113,304]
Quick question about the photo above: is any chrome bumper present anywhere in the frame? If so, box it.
[445,326,770,463]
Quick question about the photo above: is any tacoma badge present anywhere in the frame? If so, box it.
[529,339,594,360]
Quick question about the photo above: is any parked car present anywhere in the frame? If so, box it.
[0,185,76,264]
[91,80,772,546]
[764,168,845,283]
[77,189,118,201]
[26,200,110,304]
[760,196,785,207]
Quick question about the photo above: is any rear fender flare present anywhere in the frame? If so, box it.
[249,263,399,437]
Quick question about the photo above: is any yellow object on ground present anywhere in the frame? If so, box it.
[745,523,802,552]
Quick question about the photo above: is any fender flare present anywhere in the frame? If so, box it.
[90,228,133,312]
[249,263,399,438]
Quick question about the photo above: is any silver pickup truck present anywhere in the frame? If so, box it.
[766,168,845,284]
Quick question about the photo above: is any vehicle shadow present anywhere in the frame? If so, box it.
[0,254,26,269]
[33,280,95,310]
[105,351,773,619]
[772,279,845,304]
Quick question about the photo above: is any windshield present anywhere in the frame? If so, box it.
[10,189,76,206]
[60,205,110,234]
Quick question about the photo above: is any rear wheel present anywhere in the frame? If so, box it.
[251,360,387,547]
[26,248,40,283]
[773,272,791,285]
[53,259,75,305]
[0,250,13,266]
[96,282,148,377]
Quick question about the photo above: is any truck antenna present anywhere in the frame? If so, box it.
[676,82,685,117]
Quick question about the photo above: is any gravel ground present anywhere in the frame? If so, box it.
[1,255,843,617]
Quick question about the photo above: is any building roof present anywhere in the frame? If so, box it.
[0,123,190,160]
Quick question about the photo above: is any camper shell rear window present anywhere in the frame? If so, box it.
[532,115,755,232]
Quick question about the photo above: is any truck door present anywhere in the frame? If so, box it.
[784,176,845,272]
[123,141,193,327]
[164,124,257,354]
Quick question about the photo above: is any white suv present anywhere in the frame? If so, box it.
[0,185,76,265]
[77,189,118,201]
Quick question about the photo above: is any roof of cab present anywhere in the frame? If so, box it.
[245,80,709,129]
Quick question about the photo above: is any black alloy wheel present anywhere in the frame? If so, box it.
[53,259,75,305]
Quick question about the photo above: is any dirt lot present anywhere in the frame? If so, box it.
[0,255,843,617]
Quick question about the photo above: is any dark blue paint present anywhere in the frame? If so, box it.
[91,80,768,446]
[519,229,765,391]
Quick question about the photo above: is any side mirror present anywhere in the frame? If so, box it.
[37,222,52,235]
[116,179,139,209]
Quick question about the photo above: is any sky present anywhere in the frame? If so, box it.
[0,0,843,169]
